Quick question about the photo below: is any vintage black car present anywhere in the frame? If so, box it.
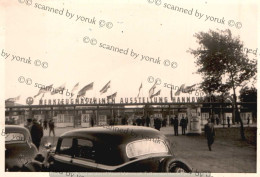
[31,125,192,172]
[5,125,38,171]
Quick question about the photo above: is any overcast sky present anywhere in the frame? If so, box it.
[1,0,258,105]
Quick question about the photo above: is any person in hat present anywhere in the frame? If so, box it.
[25,118,33,131]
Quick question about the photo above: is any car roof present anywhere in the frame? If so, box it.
[5,125,28,132]
[5,125,31,139]
[60,125,168,145]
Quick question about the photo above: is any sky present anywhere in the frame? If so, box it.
[0,0,258,105]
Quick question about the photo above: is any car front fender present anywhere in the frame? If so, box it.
[159,157,192,172]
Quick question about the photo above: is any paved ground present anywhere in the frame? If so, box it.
[40,125,256,173]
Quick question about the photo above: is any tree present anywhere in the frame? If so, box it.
[239,86,257,120]
[188,29,257,140]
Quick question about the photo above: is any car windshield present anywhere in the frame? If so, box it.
[126,139,168,158]
[5,132,25,142]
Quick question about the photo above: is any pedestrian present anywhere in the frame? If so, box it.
[216,117,219,125]
[204,118,215,151]
[90,115,94,127]
[227,116,230,128]
[173,116,179,136]
[185,117,188,130]
[247,116,250,126]
[162,118,167,127]
[141,116,145,126]
[30,119,43,150]
[48,119,55,137]
[122,116,127,125]
[170,117,174,126]
[25,118,33,131]
[136,117,142,126]
[43,119,48,130]
[146,116,150,127]
[154,117,162,131]
[180,117,187,135]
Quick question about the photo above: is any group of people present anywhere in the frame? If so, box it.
[25,118,55,149]
[170,116,188,135]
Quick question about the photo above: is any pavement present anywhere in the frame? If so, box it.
[40,124,257,173]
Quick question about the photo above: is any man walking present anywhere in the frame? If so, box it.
[173,116,179,136]
[227,116,230,128]
[30,119,43,150]
[180,117,187,135]
[43,119,48,130]
[216,116,219,125]
[48,119,55,137]
[247,116,250,126]
[204,118,215,151]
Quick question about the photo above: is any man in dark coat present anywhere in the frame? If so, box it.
[48,119,55,137]
[180,117,187,135]
[173,116,179,136]
[30,119,43,150]
[145,116,150,127]
[90,115,94,127]
[43,119,48,130]
[136,117,142,126]
[154,117,162,131]
[204,118,215,151]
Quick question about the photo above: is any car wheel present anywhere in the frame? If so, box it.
[169,164,188,173]
[160,157,192,173]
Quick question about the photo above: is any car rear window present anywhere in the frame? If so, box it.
[126,139,168,158]
[5,133,25,142]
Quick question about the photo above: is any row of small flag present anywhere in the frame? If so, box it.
[6,80,197,102]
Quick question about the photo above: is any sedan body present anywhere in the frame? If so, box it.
[5,125,38,171]
[45,125,192,172]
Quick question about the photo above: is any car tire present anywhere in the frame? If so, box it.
[160,157,192,173]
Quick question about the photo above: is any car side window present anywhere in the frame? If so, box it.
[58,138,73,156]
[74,139,95,161]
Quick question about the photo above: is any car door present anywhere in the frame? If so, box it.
[51,137,74,172]
[70,138,98,172]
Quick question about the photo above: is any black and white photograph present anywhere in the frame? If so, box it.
[0,0,258,176]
